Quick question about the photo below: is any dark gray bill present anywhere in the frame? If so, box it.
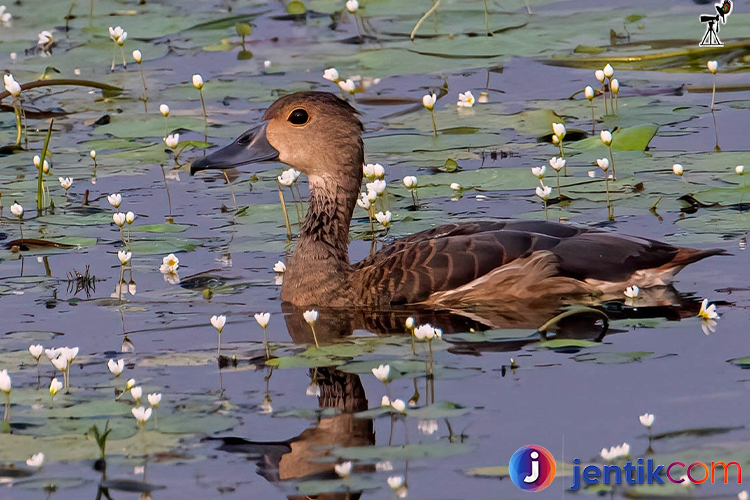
[190,122,279,175]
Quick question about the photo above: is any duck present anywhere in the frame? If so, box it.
[191,91,725,309]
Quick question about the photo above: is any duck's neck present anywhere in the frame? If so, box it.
[281,170,362,306]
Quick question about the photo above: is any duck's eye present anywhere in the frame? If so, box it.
[288,108,309,126]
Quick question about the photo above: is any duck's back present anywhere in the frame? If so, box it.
[350,221,723,307]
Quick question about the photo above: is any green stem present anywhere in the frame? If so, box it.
[710,74,716,110]
[608,146,616,180]
[37,121,54,214]
[138,65,148,102]
[429,109,437,137]
[3,392,9,422]
[410,0,441,40]
[309,324,319,349]
[13,102,21,146]
[277,183,292,240]
[483,0,490,35]
[199,88,208,143]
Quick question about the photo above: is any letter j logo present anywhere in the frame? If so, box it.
[509,445,556,492]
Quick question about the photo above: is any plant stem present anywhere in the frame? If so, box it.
[198,88,208,143]
[18,221,24,246]
[483,0,490,35]
[608,145,616,180]
[12,101,21,146]
[277,183,292,240]
[590,102,595,134]
[602,83,608,115]
[544,200,548,221]
[711,74,716,110]
[37,121,54,214]
[427,340,434,376]
[429,109,437,137]
[410,0,441,40]
[558,142,567,176]
[221,171,237,210]
[556,170,561,199]
[309,324,319,349]
[138,64,148,103]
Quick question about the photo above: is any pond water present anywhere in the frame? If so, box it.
[1,0,749,498]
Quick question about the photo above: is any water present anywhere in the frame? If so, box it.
[1,0,749,498]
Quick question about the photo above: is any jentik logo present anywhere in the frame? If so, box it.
[699,0,732,47]
[509,445,557,492]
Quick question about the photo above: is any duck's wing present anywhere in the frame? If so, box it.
[351,221,725,306]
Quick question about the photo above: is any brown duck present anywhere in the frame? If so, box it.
[191,91,725,308]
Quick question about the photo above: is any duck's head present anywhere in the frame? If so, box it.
[190,91,364,178]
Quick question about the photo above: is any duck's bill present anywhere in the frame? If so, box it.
[190,122,279,175]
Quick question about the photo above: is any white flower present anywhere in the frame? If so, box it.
[132,49,142,63]
[51,356,67,372]
[371,364,391,383]
[531,166,546,179]
[263,60,271,69]
[735,165,744,175]
[366,179,387,195]
[159,254,179,274]
[10,202,23,218]
[273,261,286,273]
[403,175,418,188]
[90,150,97,160]
[26,453,44,468]
[375,210,392,228]
[477,91,489,103]
[306,382,320,397]
[117,250,132,265]
[535,185,552,201]
[303,310,318,324]
[624,285,640,299]
[381,395,391,406]
[698,298,719,320]
[0,5,12,24]
[147,393,162,407]
[595,69,605,82]
[113,212,126,227]
[707,60,718,74]
[211,314,227,333]
[159,104,170,117]
[549,157,566,172]
[125,378,136,390]
[165,133,180,149]
[3,74,21,97]
[672,163,684,176]
[611,79,619,95]
[387,476,405,489]
[552,122,566,140]
[62,347,78,363]
[600,442,630,461]
[37,30,54,47]
[277,168,300,186]
[29,345,43,360]
[552,135,560,145]
[254,312,270,329]
[422,93,436,110]
[130,386,143,402]
[192,74,204,90]
[457,91,475,107]
[414,323,436,341]
[323,68,340,82]
[108,358,124,377]
[335,461,353,477]
[600,130,612,146]
[405,317,415,330]
[738,491,748,500]
[345,0,358,13]
[597,158,610,172]
[109,26,124,42]
[45,348,60,361]
[376,461,393,472]
[390,399,406,413]
[357,192,371,210]
[0,370,10,393]
[107,193,122,208]
[58,177,73,191]
[131,406,152,425]
[363,163,384,179]
[338,79,356,94]
[450,182,462,191]
[584,85,594,101]
[49,378,62,397]
[603,63,614,78]
[639,413,655,428]
[418,419,438,435]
